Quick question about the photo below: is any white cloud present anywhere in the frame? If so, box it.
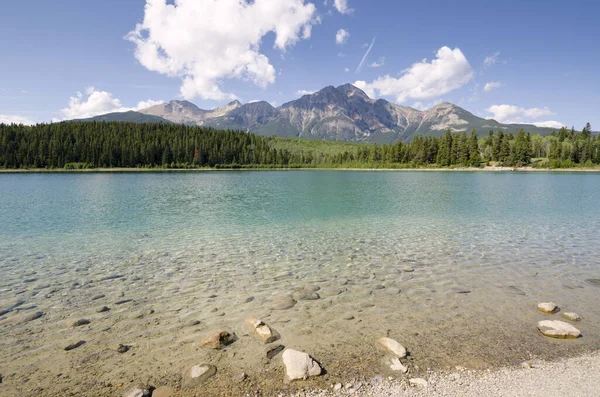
[368,57,385,68]
[486,104,559,126]
[336,29,349,45]
[484,51,500,68]
[344,67,350,72]
[60,87,163,120]
[533,120,565,129]
[483,81,503,92]
[126,0,318,101]
[0,114,36,125]
[355,37,375,73]
[411,99,443,111]
[296,89,315,96]
[354,46,473,103]
[334,0,351,14]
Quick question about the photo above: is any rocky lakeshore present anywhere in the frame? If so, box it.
[1,245,599,397]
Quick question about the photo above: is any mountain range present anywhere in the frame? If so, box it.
[79,84,556,143]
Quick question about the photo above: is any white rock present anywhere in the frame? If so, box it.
[245,317,278,343]
[537,302,557,313]
[537,320,581,339]
[282,349,322,381]
[409,378,428,388]
[561,312,581,321]
[376,337,407,358]
[389,357,408,373]
[333,383,342,390]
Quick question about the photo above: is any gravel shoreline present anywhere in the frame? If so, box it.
[287,352,600,397]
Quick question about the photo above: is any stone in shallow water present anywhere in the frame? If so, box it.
[561,312,581,321]
[271,296,297,310]
[342,313,355,320]
[537,302,558,313]
[72,319,91,327]
[96,306,110,313]
[64,340,86,351]
[282,349,322,381]
[266,344,285,360]
[0,311,44,325]
[388,357,408,373]
[122,386,151,397]
[117,344,130,353]
[200,329,236,349]
[152,386,175,397]
[505,286,526,296]
[182,364,217,388]
[537,320,581,339]
[321,288,343,297]
[585,278,600,287]
[409,378,428,388]
[402,266,414,272]
[245,317,279,343]
[376,337,407,358]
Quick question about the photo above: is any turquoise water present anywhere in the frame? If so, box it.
[1,171,600,395]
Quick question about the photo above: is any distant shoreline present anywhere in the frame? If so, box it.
[1,166,600,173]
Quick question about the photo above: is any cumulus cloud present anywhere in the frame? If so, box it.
[60,87,163,120]
[532,120,566,129]
[126,0,318,101]
[486,104,562,127]
[354,46,473,103]
[336,29,349,45]
[483,81,503,92]
[334,0,351,14]
[296,89,315,96]
[484,51,500,68]
[0,114,36,125]
[368,57,385,68]
[344,67,350,72]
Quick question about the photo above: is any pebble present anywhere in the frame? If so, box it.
[91,294,105,301]
[115,299,133,305]
[585,278,600,287]
[72,319,91,327]
[99,274,124,281]
[333,383,342,390]
[282,349,322,381]
[385,287,401,295]
[537,302,557,313]
[64,340,86,351]
[200,329,236,349]
[376,337,407,358]
[403,266,414,272]
[505,286,526,296]
[562,312,581,321]
[96,306,110,313]
[409,378,428,388]
[185,320,201,327]
[122,385,152,397]
[117,344,130,353]
[266,344,285,360]
[342,314,355,320]
[245,317,279,343]
[537,320,581,339]
[389,357,408,373]
[271,296,297,310]
[182,364,217,388]
[152,386,175,397]
[232,373,247,383]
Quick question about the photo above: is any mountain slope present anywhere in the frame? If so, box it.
[77,84,558,143]
[73,111,171,123]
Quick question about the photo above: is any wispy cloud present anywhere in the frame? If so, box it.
[355,37,375,73]
[484,51,500,68]
[368,57,385,68]
[483,81,504,92]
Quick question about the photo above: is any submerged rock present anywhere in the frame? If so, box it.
[505,286,526,296]
[537,302,557,313]
[245,317,279,343]
[271,296,297,310]
[376,337,407,358]
[562,312,581,321]
[152,386,175,397]
[537,320,581,339]
[200,329,236,349]
[282,349,322,381]
[409,378,428,388]
[65,340,86,351]
[182,364,217,388]
[72,319,91,327]
[585,278,600,287]
[267,344,285,360]
[0,311,44,325]
[117,344,130,353]
[97,306,110,313]
[388,357,408,373]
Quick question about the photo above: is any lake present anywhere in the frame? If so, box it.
[1,171,599,396]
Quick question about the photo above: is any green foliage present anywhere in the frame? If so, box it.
[0,121,597,170]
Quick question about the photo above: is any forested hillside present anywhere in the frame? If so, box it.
[0,121,597,169]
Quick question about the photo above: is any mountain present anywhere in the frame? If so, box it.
[72,111,171,124]
[75,84,558,143]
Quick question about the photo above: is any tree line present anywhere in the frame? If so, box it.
[0,121,597,169]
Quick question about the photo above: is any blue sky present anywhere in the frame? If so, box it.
[1,0,598,130]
